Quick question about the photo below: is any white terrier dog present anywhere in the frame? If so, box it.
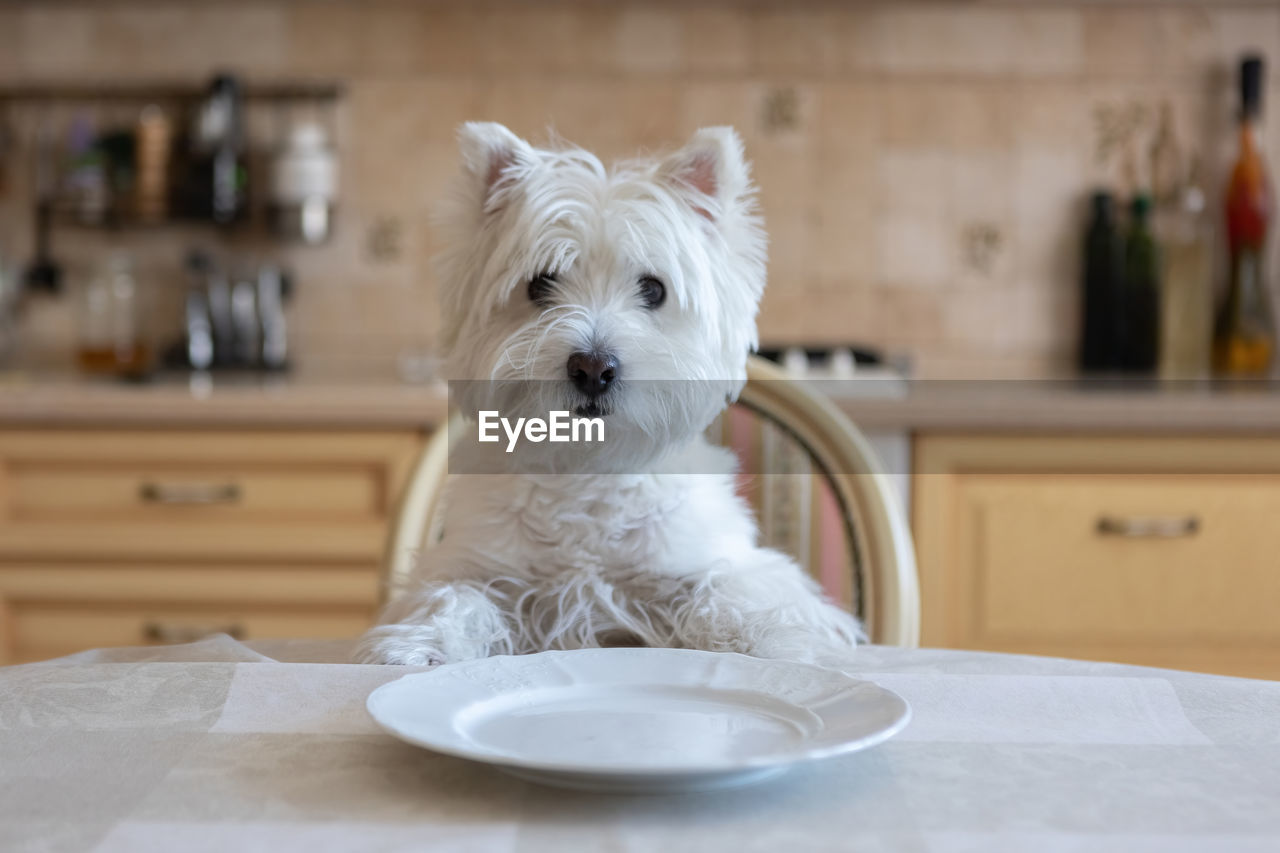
[354,123,861,667]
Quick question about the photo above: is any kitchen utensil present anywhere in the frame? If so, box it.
[230,271,259,365]
[256,264,289,370]
[205,262,235,363]
[367,647,910,793]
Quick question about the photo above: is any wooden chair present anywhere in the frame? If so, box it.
[380,356,920,646]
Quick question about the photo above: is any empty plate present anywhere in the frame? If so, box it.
[366,647,910,792]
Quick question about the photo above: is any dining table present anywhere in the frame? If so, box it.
[3,635,1279,853]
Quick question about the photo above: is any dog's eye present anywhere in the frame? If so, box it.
[527,273,556,305]
[638,275,666,310]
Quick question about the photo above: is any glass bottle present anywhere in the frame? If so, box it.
[183,74,248,225]
[77,252,149,376]
[1124,194,1160,372]
[1213,55,1275,376]
[1080,191,1126,372]
[1158,159,1214,379]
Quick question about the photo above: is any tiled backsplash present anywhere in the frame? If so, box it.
[1,1,1277,378]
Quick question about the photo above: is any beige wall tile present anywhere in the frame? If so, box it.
[1013,82,1091,154]
[791,281,877,344]
[752,144,816,292]
[0,10,21,80]
[1083,8,1162,78]
[865,284,944,351]
[822,6,886,75]
[17,7,97,78]
[1156,8,1217,77]
[818,83,880,161]
[93,7,193,79]
[478,79,558,142]
[614,7,684,74]
[750,8,829,75]
[1014,10,1084,77]
[544,81,626,151]
[286,2,362,75]
[949,153,1013,290]
[880,81,951,152]
[878,151,950,220]
[609,82,683,155]
[295,2,482,77]
[877,215,950,291]
[682,7,750,74]
[1212,7,1280,70]
[347,82,451,209]
[880,7,1017,76]
[480,6,598,75]
[944,84,1015,154]
[750,82,818,152]
[190,4,288,77]
[814,204,875,288]
[679,83,757,141]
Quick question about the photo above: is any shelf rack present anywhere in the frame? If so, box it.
[0,81,343,106]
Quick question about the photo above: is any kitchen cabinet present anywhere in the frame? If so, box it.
[913,434,1280,680]
[0,428,423,663]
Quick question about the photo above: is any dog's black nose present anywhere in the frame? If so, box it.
[567,351,618,397]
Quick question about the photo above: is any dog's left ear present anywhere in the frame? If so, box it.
[456,122,535,213]
[659,127,750,223]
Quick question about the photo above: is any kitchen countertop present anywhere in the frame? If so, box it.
[0,371,449,429]
[823,378,1280,433]
[4,371,1280,433]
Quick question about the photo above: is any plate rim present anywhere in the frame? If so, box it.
[366,647,911,777]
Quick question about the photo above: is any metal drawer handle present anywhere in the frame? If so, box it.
[139,481,241,505]
[143,621,246,644]
[1096,515,1200,538]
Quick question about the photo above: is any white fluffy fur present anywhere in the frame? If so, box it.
[354,123,862,668]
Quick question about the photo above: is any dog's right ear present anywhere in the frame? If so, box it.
[457,122,534,213]
[658,127,751,223]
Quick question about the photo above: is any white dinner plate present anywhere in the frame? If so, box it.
[366,647,910,792]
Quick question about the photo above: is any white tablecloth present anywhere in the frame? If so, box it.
[3,637,1279,853]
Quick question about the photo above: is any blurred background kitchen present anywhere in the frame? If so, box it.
[1,1,1278,675]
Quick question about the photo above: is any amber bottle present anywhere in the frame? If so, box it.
[1213,55,1275,376]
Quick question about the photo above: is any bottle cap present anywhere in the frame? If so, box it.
[1131,193,1151,219]
[1242,54,1264,118]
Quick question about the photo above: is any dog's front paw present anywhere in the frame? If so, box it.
[352,626,448,667]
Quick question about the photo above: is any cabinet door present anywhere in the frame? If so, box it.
[0,430,421,562]
[913,435,1280,679]
[0,428,424,663]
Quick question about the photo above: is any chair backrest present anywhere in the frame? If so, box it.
[380,356,920,646]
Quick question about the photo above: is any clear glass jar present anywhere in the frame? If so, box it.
[77,252,149,376]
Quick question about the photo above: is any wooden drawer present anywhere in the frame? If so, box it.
[10,466,379,518]
[4,602,374,664]
[914,436,1280,679]
[0,563,381,606]
[0,429,422,562]
[0,564,382,665]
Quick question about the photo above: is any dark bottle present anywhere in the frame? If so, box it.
[1080,191,1125,372]
[182,74,248,225]
[1123,193,1160,372]
[1213,54,1275,376]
